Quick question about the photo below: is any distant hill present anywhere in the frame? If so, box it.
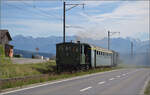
[11,35,149,54]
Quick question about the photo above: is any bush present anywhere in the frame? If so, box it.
[0,45,12,64]
[14,54,22,58]
[0,45,5,58]
[0,45,6,64]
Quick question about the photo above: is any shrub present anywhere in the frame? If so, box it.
[0,45,5,58]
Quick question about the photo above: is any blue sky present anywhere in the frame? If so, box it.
[1,0,149,41]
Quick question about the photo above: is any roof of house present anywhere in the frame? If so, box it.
[0,30,12,41]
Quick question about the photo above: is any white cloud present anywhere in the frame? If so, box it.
[3,0,35,4]
[79,1,149,41]
[2,1,149,41]
[81,1,117,7]
[3,19,62,37]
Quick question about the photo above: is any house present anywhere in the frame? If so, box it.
[0,30,13,58]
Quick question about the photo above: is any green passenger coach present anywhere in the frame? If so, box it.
[56,41,118,72]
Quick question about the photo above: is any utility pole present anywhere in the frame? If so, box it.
[108,30,110,50]
[0,0,1,29]
[107,30,120,50]
[149,18,150,65]
[63,2,66,43]
[63,2,84,43]
[131,42,133,57]
[146,48,149,65]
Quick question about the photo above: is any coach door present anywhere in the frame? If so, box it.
[80,45,85,64]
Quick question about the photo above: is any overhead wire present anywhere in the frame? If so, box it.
[5,3,59,20]
[4,0,63,21]
[20,1,62,21]
[4,1,85,31]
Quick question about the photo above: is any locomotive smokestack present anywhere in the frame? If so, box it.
[77,41,80,44]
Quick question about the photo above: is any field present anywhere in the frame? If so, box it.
[0,61,56,79]
[0,60,118,90]
[0,45,118,90]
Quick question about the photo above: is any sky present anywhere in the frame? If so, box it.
[0,0,149,41]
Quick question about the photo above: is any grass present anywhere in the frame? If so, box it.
[0,61,56,79]
[145,80,150,95]
[0,61,119,90]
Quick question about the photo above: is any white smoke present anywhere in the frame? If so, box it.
[75,27,106,41]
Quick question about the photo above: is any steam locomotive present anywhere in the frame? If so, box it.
[56,41,119,72]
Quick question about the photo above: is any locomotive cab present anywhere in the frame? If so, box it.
[56,42,91,71]
[56,42,80,71]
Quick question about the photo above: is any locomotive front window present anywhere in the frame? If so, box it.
[76,47,78,52]
[72,47,75,52]
[69,46,71,51]
[60,46,63,51]
[66,46,68,51]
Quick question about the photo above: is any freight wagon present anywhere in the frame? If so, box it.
[56,41,119,72]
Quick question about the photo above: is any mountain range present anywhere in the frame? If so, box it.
[10,35,149,55]
[10,35,150,65]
